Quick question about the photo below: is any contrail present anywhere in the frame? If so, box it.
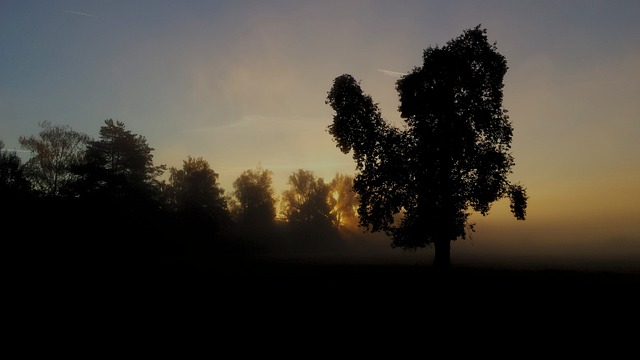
[377,69,407,78]
[64,10,98,18]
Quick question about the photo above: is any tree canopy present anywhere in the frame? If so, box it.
[18,121,89,197]
[166,155,229,227]
[76,119,165,201]
[326,25,528,269]
[0,140,30,200]
[229,166,277,227]
[281,169,333,226]
[328,173,358,229]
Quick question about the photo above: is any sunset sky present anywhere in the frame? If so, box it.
[1,1,639,270]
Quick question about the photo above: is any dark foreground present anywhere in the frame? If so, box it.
[25,256,640,306]
[9,255,640,348]
[102,257,640,312]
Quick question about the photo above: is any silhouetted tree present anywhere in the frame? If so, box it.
[0,140,32,224]
[165,155,230,228]
[229,166,277,227]
[158,156,232,264]
[0,140,30,195]
[326,26,527,270]
[18,121,89,197]
[281,169,333,226]
[328,173,359,229]
[58,119,169,264]
[74,119,165,202]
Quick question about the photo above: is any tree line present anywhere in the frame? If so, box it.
[1,119,360,267]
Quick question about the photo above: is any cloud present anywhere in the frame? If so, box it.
[377,69,407,78]
[64,10,98,18]
[1,148,30,154]
[182,115,322,133]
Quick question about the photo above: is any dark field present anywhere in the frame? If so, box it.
[124,255,640,311]
[27,244,640,303]
[11,251,639,344]
[14,231,639,332]
[99,258,638,332]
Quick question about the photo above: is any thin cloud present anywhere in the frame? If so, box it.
[184,115,322,133]
[64,10,98,18]
[1,148,30,154]
[378,69,407,78]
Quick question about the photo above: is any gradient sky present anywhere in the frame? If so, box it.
[1,1,639,269]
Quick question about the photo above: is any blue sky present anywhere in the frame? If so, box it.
[1,1,639,268]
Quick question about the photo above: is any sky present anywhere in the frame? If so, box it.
[1,0,639,271]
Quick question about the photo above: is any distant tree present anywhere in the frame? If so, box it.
[18,121,89,197]
[328,173,358,229]
[75,119,165,202]
[229,167,277,226]
[0,140,30,198]
[165,156,229,228]
[281,169,333,226]
[326,26,527,270]
[0,141,32,253]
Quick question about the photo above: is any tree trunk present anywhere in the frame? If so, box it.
[433,238,451,272]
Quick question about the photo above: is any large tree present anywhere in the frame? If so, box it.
[18,121,90,197]
[326,26,527,270]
